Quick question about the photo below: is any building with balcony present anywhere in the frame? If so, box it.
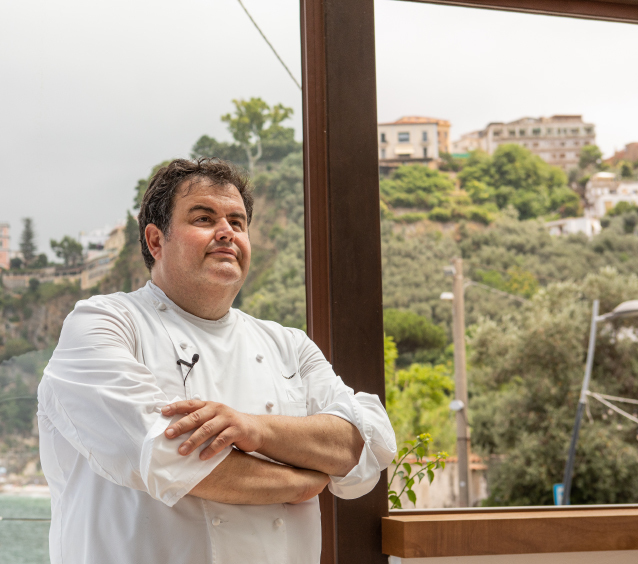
[452,115,596,170]
[378,116,451,173]
[0,223,9,270]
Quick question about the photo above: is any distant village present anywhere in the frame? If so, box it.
[1,113,637,289]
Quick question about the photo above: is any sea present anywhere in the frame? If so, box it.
[0,496,51,564]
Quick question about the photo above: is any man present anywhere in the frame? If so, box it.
[38,158,396,564]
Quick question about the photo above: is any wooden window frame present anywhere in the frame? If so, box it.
[299,1,638,563]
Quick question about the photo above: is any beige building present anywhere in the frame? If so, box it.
[452,115,596,170]
[378,116,451,172]
[605,142,638,165]
[0,223,9,270]
[80,223,126,290]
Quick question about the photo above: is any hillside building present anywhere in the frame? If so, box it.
[0,223,9,270]
[80,223,127,290]
[452,115,596,170]
[585,171,638,218]
[378,116,450,173]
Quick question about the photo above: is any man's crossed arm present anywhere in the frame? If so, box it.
[160,400,365,505]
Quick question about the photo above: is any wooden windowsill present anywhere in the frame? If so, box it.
[382,505,638,558]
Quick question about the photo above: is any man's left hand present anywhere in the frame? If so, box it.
[162,401,264,460]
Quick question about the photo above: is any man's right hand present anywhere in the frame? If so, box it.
[189,449,330,506]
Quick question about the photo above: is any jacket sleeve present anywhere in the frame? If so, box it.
[37,296,231,507]
[290,329,397,500]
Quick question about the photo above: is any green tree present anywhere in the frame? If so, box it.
[19,218,37,267]
[380,164,455,209]
[579,144,603,169]
[383,308,447,355]
[620,161,633,179]
[133,161,171,209]
[50,236,84,267]
[470,268,638,505]
[458,145,575,219]
[190,135,246,163]
[221,98,294,176]
[384,336,455,450]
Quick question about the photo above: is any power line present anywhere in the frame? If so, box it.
[235,0,302,91]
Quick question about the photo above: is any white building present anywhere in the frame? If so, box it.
[585,172,638,218]
[378,117,451,172]
[79,222,124,261]
[452,115,596,170]
[545,217,601,238]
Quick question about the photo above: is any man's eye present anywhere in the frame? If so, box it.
[195,217,210,223]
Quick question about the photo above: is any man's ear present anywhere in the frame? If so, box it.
[145,224,164,262]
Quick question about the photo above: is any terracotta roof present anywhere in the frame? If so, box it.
[379,116,450,127]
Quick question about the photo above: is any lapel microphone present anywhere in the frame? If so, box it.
[177,354,200,387]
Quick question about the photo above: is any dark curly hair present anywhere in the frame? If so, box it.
[137,158,253,271]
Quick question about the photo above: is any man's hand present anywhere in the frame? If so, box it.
[162,400,264,461]
[163,399,364,477]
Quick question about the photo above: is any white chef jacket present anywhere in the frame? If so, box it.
[37,281,396,564]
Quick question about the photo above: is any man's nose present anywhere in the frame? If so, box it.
[215,218,235,241]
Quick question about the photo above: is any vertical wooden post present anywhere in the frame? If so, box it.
[452,258,471,507]
[301,0,388,562]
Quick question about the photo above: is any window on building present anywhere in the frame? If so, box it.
[398,132,410,143]
[571,128,580,135]
[533,142,539,147]
[423,147,428,158]
[381,148,386,159]
[560,153,566,158]
[532,128,541,135]
[422,131,428,142]
[380,132,386,143]
[493,129,502,137]
[509,130,516,137]
[519,129,526,136]
[585,126,594,134]
[546,128,553,135]
[561,142,566,147]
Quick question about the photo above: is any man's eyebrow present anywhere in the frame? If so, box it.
[188,205,247,222]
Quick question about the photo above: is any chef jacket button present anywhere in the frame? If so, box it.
[157,302,167,311]
[265,400,274,410]
[212,517,221,526]
[256,354,264,363]
[193,394,201,400]
[274,518,283,528]
[179,341,188,349]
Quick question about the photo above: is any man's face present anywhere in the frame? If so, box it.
[153,179,251,293]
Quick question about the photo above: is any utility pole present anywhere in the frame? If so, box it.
[451,258,471,507]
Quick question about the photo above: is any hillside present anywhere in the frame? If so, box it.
[2,143,638,505]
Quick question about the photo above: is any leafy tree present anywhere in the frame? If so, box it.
[9,257,23,270]
[383,308,446,355]
[221,98,295,176]
[458,145,574,220]
[579,144,603,169]
[620,161,633,179]
[380,164,455,209]
[607,201,638,216]
[438,152,464,173]
[50,236,84,267]
[191,135,246,164]
[19,218,37,267]
[133,161,171,209]
[33,253,48,268]
[470,268,638,505]
[384,335,455,450]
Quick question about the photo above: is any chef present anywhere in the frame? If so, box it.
[37,157,397,564]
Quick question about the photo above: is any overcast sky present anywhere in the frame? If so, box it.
[1,0,636,255]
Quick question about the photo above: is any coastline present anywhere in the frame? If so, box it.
[0,484,51,498]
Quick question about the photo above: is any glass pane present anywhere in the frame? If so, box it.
[1,1,302,560]
[376,0,638,509]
